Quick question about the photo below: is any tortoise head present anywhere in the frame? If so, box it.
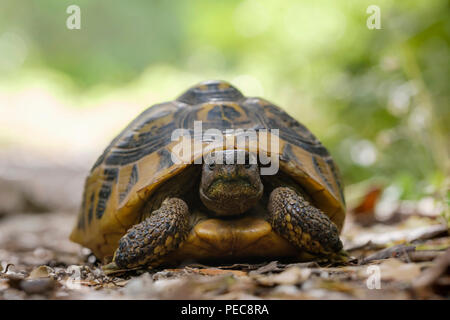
[199,150,263,216]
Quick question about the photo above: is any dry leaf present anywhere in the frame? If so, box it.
[361,244,416,264]
[185,267,247,277]
[318,279,355,293]
[402,250,444,263]
[349,224,448,248]
[351,187,382,226]
[249,261,281,275]
[378,259,421,282]
[254,267,311,286]
[413,248,450,296]
[29,265,53,279]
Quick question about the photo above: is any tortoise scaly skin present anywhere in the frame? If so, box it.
[268,187,342,255]
[114,198,190,269]
[70,80,346,270]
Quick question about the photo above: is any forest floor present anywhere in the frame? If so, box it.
[0,151,448,300]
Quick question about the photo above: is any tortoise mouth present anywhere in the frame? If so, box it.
[206,177,254,197]
[199,178,263,216]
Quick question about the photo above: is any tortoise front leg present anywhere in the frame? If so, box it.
[107,198,190,271]
[268,187,343,256]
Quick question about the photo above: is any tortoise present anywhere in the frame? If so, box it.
[70,80,346,271]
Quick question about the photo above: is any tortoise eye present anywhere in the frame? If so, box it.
[208,163,215,170]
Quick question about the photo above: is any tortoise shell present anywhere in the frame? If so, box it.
[70,80,345,260]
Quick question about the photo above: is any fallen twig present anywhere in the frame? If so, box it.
[360,244,416,264]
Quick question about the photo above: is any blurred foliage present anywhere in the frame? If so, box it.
[0,0,448,203]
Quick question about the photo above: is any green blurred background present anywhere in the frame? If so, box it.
[0,1,448,208]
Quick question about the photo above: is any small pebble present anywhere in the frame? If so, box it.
[20,279,55,295]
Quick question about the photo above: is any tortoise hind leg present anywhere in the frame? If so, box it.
[105,198,190,271]
[267,187,343,256]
